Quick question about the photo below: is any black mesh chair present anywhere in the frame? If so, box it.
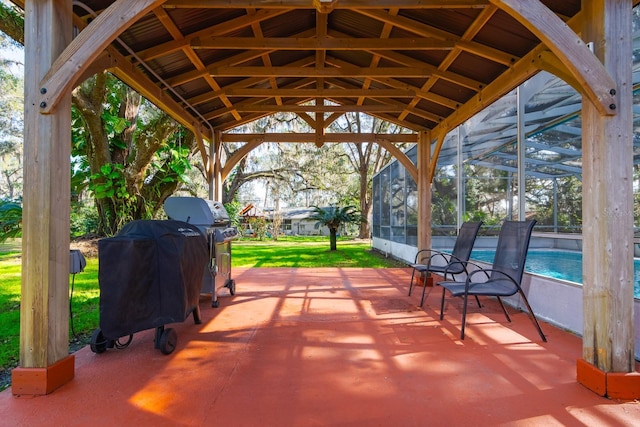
[438,220,546,341]
[408,221,482,307]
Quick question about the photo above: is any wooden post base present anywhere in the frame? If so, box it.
[577,358,640,400]
[11,355,75,396]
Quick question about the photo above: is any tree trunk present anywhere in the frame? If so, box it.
[329,227,338,251]
[358,161,371,239]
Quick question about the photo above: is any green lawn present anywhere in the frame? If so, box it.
[0,236,406,390]
[232,236,405,268]
[0,252,101,380]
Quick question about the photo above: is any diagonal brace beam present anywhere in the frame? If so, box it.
[491,0,617,116]
[39,0,166,114]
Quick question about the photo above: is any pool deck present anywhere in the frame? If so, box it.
[2,267,640,426]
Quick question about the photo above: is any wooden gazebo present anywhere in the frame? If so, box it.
[13,0,640,398]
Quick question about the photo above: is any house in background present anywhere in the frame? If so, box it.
[265,207,327,236]
[240,204,328,237]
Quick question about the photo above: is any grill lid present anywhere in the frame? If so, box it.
[164,197,229,226]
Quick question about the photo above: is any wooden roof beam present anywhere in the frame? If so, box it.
[224,104,409,113]
[304,75,432,131]
[216,88,416,98]
[164,1,490,9]
[206,66,437,78]
[322,91,443,123]
[219,132,418,182]
[219,131,419,181]
[221,133,418,143]
[192,36,457,51]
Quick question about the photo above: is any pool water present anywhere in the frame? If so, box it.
[470,249,640,299]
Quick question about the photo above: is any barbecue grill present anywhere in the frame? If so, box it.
[91,220,208,355]
[164,197,238,307]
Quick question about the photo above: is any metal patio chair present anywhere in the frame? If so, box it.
[438,220,546,341]
[408,221,483,307]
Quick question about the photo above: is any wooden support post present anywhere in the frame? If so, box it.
[578,0,639,400]
[12,0,74,396]
[417,131,431,253]
[315,109,325,148]
[213,130,223,202]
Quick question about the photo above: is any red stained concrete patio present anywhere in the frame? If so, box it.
[2,267,640,426]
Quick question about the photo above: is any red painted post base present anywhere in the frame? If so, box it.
[577,358,640,400]
[11,355,75,396]
[417,274,434,287]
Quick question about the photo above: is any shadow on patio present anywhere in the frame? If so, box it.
[1,267,639,426]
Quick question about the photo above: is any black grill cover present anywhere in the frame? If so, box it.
[98,220,208,339]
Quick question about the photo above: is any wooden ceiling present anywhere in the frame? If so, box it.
[56,1,591,140]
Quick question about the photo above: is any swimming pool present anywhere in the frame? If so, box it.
[470,249,640,299]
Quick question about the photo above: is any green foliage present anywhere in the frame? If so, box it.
[67,260,100,344]
[88,164,140,231]
[1,198,100,243]
[0,254,100,388]
[0,2,24,46]
[71,73,200,235]
[310,205,362,230]
[431,174,457,227]
[0,200,21,243]
[155,141,192,184]
[526,176,582,232]
[310,205,363,250]
[223,201,242,229]
[70,203,100,237]
[248,217,268,240]
[90,164,128,200]
[0,256,22,374]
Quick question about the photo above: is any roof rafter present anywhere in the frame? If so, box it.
[136,8,293,61]
[354,7,515,66]
[151,6,242,121]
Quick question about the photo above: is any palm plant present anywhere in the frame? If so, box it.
[310,205,363,251]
